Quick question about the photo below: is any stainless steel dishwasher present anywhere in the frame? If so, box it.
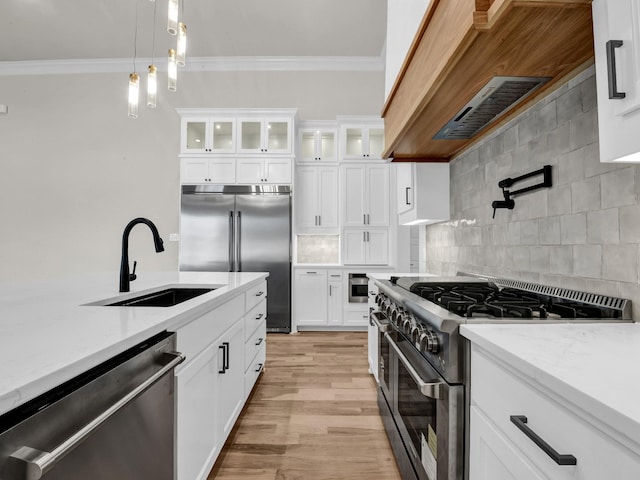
[0,331,184,480]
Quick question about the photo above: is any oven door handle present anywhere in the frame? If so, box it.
[385,333,442,400]
[370,311,391,332]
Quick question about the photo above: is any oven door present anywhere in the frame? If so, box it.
[386,332,464,480]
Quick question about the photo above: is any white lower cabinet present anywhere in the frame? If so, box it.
[327,273,343,325]
[469,345,640,480]
[175,281,267,480]
[294,269,328,326]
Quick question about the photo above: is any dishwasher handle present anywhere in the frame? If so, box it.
[9,351,185,480]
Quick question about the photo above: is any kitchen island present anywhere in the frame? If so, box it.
[461,323,640,479]
[0,271,267,416]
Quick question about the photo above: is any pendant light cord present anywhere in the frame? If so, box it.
[151,0,157,64]
[132,0,140,73]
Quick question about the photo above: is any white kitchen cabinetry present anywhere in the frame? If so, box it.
[294,269,328,326]
[396,162,450,224]
[339,119,385,160]
[469,344,640,480]
[298,121,338,163]
[238,116,293,154]
[327,271,344,325]
[180,157,236,184]
[180,116,236,154]
[342,164,390,227]
[593,0,640,163]
[236,158,292,184]
[295,166,339,232]
[216,320,245,440]
[343,229,389,265]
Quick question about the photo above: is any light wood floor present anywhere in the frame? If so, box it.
[208,331,402,480]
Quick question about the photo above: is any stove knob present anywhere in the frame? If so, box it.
[376,294,385,307]
[410,325,425,343]
[402,316,414,335]
[419,330,439,354]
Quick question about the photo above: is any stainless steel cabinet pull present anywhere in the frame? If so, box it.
[228,211,234,272]
[306,271,317,275]
[510,415,577,465]
[236,211,242,271]
[318,215,321,226]
[363,231,366,242]
[363,214,366,225]
[255,313,264,320]
[385,333,442,399]
[10,352,185,480]
[606,40,626,99]
[367,231,370,242]
[255,337,264,346]
[367,214,370,224]
[329,285,332,296]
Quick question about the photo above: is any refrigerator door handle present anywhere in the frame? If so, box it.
[228,211,234,272]
[236,211,242,271]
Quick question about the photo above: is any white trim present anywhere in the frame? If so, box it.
[0,56,384,76]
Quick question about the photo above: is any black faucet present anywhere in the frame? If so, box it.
[119,217,165,292]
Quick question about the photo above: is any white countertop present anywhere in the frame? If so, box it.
[0,271,267,416]
[461,323,640,445]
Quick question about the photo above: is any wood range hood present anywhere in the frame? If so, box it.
[382,0,595,162]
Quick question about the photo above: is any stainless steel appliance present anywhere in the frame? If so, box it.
[0,331,184,480]
[348,273,369,303]
[370,274,632,480]
[180,185,292,332]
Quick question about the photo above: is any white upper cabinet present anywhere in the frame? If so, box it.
[342,229,389,265]
[181,116,236,154]
[236,158,292,184]
[298,121,338,163]
[593,0,640,162]
[338,116,385,160]
[342,164,390,227]
[396,163,450,225]
[295,166,339,233]
[238,116,293,154]
[180,157,236,184]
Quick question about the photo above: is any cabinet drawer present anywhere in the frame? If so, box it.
[245,320,266,371]
[343,307,369,326]
[245,281,267,312]
[244,299,267,340]
[244,343,266,401]
[327,269,343,279]
[472,346,640,480]
[177,294,244,364]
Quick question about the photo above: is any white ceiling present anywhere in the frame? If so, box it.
[1,0,388,63]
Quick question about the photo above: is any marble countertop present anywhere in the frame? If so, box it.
[0,271,267,416]
[461,323,640,445]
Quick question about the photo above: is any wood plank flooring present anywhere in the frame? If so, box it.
[208,332,402,480]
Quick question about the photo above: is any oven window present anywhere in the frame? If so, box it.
[352,284,368,297]
[397,360,437,475]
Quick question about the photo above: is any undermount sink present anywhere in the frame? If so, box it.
[104,287,216,307]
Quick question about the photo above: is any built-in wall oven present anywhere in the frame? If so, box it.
[348,273,368,303]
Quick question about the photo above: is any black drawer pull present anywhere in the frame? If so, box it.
[510,415,577,466]
[606,40,626,99]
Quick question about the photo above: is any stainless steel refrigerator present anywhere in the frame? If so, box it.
[180,185,291,332]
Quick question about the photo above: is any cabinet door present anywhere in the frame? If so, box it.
[342,165,366,226]
[217,321,245,440]
[294,270,328,325]
[181,117,209,154]
[209,158,236,184]
[181,157,210,183]
[319,130,337,162]
[344,126,366,158]
[343,230,366,265]
[396,163,414,215]
[470,406,546,480]
[236,158,264,183]
[295,167,319,229]
[265,118,292,154]
[317,167,339,229]
[299,130,319,162]
[210,119,236,153]
[264,158,292,183]
[366,164,389,226]
[367,128,385,158]
[238,119,264,153]
[366,230,389,265]
[176,342,220,480]
[327,280,343,325]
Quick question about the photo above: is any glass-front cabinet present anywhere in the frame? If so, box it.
[298,121,338,163]
[342,126,384,159]
[181,116,236,154]
[238,117,292,154]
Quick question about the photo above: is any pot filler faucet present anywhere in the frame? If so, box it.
[119,217,165,292]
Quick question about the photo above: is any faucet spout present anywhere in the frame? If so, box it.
[119,217,165,292]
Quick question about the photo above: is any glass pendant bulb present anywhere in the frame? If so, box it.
[147,65,158,108]
[168,49,177,92]
[177,22,187,66]
[128,73,140,118]
[167,0,179,35]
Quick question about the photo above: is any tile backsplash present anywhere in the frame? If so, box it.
[296,235,340,264]
[423,66,640,319]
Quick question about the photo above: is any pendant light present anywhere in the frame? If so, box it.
[168,48,177,91]
[128,73,140,118]
[147,0,158,108]
[167,0,179,35]
[177,22,187,66]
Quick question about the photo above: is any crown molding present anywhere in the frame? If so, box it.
[0,55,384,76]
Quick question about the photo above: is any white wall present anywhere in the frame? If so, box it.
[385,0,431,100]
[0,70,384,283]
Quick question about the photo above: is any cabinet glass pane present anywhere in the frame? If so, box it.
[321,132,335,159]
[346,128,364,156]
[212,121,233,150]
[267,121,288,150]
[186,122,206,149]
[241,121,261,150]
[369,128,384,157]
[301,131,316,158]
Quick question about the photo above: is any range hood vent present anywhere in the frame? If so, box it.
[433,76,551,140]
